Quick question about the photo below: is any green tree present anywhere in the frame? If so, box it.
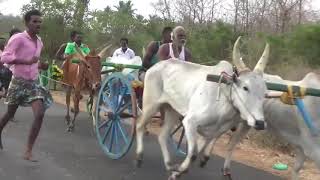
[0,15,24,38]
[288,25,320,66]
[73,0,90,29]
[21,0,76,26]
[114,0,136,17]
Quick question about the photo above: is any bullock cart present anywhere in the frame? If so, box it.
[72,58,186,159]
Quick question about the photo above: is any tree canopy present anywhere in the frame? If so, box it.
[0,0,319,70]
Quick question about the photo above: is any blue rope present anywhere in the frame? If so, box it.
[295,98,320,136]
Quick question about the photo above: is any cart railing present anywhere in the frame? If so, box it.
[71,59,142,74]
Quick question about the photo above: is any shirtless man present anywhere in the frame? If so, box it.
[139,27,172,81]
[142,26,172,70]
[157,26,192,62]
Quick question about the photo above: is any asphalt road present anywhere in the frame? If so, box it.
[0,102,283,180]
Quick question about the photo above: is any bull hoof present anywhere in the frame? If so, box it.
[168,171,182,180]
[135,159,143,168]
[191,155,197,162]
[145,129,150,136]
[199,156,210,168]
[65,116,70,125]
[230,126,237,132]
[135,154,144,168]
[168,175,177,180]
[221,168,232,180]
[221,174,232,180]
[254,120,265,130]
[66,126,74,132]
[167,164,180,172]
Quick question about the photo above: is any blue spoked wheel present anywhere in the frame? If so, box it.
[170,122,187,157]
[95,72,137,159]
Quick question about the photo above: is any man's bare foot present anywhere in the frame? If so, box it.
[23,151,38,162]
[9,118,17,122]
[0,87,5,97]
[145,129,150,136]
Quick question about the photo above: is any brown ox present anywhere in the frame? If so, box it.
[59,45,111,132]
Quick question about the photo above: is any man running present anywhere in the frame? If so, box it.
[0,9,53,161]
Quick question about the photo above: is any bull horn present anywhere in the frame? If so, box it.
[98,44,113,60]
[232,36,247,71]
[254,43,270,73]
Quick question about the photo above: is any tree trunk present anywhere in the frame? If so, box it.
[245,0,249,33]
[298,0,302,24]
[163,0,172,20]
[234,0,239,34]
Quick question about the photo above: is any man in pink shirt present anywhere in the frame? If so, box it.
[0,9,52,161]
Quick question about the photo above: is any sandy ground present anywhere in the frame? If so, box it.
[51,90,319,180]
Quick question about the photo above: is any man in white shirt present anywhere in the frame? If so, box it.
[112,38,135,59]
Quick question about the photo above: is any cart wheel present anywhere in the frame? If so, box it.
[170,122,187,157]
[94,72,137,159]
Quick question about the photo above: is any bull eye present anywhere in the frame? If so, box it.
[243,86,249,91]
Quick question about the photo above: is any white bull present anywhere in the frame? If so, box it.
[135,37,270,180]
[201,72,320,180]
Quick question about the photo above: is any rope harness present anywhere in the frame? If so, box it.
[216,68,260,125]
[280,85,306,105]
[39,74,71,87]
